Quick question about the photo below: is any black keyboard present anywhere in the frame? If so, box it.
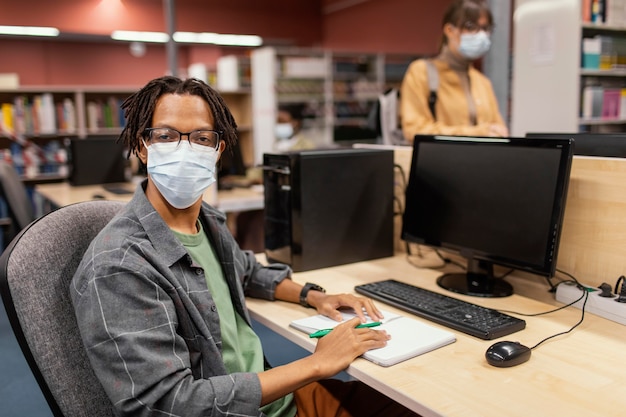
[355,279,526,340]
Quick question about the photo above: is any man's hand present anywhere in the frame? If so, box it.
[306,291,384,323]
[311,317,390,376]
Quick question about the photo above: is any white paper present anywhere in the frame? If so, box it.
[290,310,456,367]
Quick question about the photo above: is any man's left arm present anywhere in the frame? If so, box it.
[238,249,383,322]
[273,276,383,323]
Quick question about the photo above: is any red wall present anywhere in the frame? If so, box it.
[322,0,452,55]
[0,0,450,86]
[1,0,323,44]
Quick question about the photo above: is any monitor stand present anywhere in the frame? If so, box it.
[436,259,513,298]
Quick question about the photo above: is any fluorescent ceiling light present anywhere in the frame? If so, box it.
[0,25,59,37]
[111,30,169,43]
[174,31,262,47]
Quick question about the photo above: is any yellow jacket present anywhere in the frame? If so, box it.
[400,58,506,141]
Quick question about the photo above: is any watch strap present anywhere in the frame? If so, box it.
[299,282,326,308]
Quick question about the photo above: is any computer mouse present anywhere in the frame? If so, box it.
[485,341,531,367]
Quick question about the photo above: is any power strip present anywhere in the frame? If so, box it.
[555,282,626,326]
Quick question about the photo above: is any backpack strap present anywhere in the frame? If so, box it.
[425,59,439,120]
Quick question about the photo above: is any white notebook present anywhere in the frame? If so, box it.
[290,310,456,367]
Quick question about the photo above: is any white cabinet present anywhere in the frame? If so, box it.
[511,0,626,136]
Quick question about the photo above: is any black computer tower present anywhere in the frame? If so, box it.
[263,148,394,272]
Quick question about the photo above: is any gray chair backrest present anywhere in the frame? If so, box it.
[0,200,126,417]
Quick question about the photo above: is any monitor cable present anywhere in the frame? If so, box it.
[497,275,589,351]
[393,163,408,191]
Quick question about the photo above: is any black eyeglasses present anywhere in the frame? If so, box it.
[460,21,493,34]
[144,127,222,150]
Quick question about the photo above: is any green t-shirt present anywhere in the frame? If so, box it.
[173,223,295,417]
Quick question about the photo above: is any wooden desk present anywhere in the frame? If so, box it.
[247,255,626,417]
[34,181,264,214]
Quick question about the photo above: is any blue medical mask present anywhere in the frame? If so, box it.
[459,31,491,60]
[145,140,218,209]
[275,123,294,140]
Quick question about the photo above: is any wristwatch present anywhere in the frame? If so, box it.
[299,282,326,308]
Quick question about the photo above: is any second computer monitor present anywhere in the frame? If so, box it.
[526,132,626,158]
[69,137,127,186]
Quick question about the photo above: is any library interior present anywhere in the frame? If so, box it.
[1,1,626,416]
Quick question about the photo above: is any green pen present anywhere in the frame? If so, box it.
[309,321,382,338]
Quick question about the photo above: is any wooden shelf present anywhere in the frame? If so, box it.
[579,117,626,125]
[580,68,626,76]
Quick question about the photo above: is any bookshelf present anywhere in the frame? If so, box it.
[0,86,255,180]
[511,0,626,136]
[251,46,417,163]
[579,21,626,131]
[0,86,135,182]
[0,86,136,138]
[220,89,255,167]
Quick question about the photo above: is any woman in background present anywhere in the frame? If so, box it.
[400,0,508,141]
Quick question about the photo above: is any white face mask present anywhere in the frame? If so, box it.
[145,140,218,209]
[459,30,491,60]
[275,123,294,140]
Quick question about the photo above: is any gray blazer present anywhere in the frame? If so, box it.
[71,181,292,417]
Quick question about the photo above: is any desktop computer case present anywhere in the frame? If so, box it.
[263,148,394,272]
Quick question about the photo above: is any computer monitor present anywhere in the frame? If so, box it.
[217,140,248,189]
[69,137,127,186]
[526,132,626,158]
[402,135,574,297]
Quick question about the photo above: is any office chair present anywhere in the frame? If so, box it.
[0,160,35,248]
[0,200,125,417]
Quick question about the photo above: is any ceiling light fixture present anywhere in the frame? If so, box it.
[0,25,60,37]
[111,30,169,43]
[111,30,262,47]
[173,32,263,47]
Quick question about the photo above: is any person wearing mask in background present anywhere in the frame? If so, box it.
[71,76,418,417]
[400,0,508,141]
[274,104,315,152]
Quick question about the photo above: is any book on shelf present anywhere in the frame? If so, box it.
[55,98,77,134]
[582,85,626,121]
[281,56,328,78]
[39,93,56,135]
[602,88,621,118]
[86,97,125,132]
[583,0,626,26]
[583,85,605,118]
[583,0,592,23]
[4,93,62,136]
[604,0,626,26]
[582,37,601,69]
[1,103,13,132]
[290,309,456,367]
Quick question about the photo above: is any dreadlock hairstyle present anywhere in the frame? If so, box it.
[119,76,238,157]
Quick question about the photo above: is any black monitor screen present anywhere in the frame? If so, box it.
[526,132,626,158]
[402,135,573,297]
[69,137,127,186]
[217,140,247,189]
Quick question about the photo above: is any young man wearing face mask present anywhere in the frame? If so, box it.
[400,0,508,140]
[273,104,315,152]
[70,76,418,417]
